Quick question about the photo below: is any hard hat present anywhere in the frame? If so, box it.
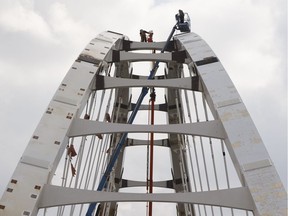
[149,30,153,34]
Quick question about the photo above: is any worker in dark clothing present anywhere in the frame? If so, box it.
[140,29,148,42]
[176,9,185,23]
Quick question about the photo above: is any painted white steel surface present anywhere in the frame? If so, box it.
[39,184,254,210]
[106,51,173,62]
[0,30,286,216]
[0,31,123,216]
[96,76,200,90]
[175,32,287,216]
[68,118,225,139]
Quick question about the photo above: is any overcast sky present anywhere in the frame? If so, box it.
[0,0,287,211]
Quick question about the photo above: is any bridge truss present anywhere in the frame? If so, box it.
[0,30,286,216]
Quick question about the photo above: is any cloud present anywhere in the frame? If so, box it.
[0,0,55,42]
[0,0,286,213]
[47,2,96,47]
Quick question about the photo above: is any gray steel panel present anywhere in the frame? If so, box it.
[68,118,225,139]
[95,75,201,91]
[175,32,287,216]
[1,29,286,216]
[0,31,123,216]
[124,41,170,51]
[106,51,173,63]
[39,184,254,211]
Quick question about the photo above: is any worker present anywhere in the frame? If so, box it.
[176,9,185,23]
[140,29,148,42]
[147,30,153,42]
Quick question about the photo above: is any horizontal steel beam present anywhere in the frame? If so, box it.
[95,75,202,92]
[39,184,254,211]
[119,178,173,189]
[121,40,174,51]
[127,138,169,146]
[105,50,186,63]
[68,119,226,139]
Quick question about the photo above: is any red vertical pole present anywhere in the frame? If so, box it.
[148,89,155,216]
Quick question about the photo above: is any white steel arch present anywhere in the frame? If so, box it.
[0,29,286,216]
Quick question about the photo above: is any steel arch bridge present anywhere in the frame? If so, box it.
[0,28,286,216]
